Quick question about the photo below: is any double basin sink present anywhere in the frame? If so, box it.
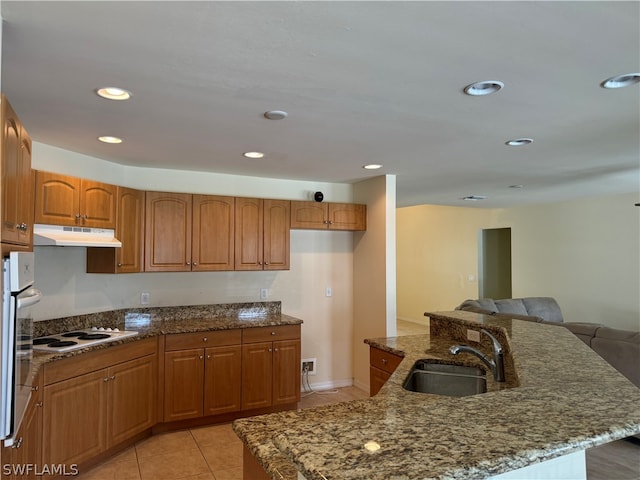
[403,360,487,397]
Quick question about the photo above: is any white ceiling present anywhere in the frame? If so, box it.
[1,1,638,208]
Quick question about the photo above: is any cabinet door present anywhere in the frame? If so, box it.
[107,354,157,446]
[1,99,33,247]
[192,195,234,271]
[234,197,263,271]
[290,201,327,229]
[17,129,33,246]
[7,377,42,480]
[116,187,145,273]
[34,171,81,227]
[81,180,117,229]
[272,339,300,405]
[163,349,204,422]
[263,200,290,271]
[369,367,390,396]
[241,342,272,410]
[145,192,192,272]
[1,102,23,244]
[327,203,366,231]
[204,345,242,416]
[42,370,107,466]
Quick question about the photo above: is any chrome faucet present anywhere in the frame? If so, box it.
[449,329,506,382]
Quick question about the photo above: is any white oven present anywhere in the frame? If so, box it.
[1,252,42,445]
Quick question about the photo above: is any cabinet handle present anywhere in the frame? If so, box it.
[274,348,279,352]
[186,261,191,266]
[117,263,123,267]
[103,377,110,382]
[11,437,23,449]
[271,331,276,336]
[264,262,270,265]
[193,262,198,266]
[16,223,28,231]
[381,358,388,365]
[110,375,116,381]
[199,355,204,360]
[36,402,43,408]
[207,354,211,359]
[203,337,208,342]
[31,385,38,392]
[268,348,272,352]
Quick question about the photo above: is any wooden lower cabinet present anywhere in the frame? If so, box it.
[1,374,43,480]
[241,325,301,410]
[42,342,157,467]
[163,331,242,422]
[369,346,403,396]
[43,370,107,466]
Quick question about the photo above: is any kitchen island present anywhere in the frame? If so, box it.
[233,310,640,480]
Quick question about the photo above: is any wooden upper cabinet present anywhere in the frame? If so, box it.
[263,199,290,270]
[86,186,145,274]
[1,96,34,247]
[290,201,366,231]
[115,187,145,273]
[234,198,263,271]
[145,191,192,272]
[81,180,117,228]
[192,195,235,271]
[34,171,116,229]
[235,198,290,271]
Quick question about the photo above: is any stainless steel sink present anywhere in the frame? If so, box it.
[403,360,487,397]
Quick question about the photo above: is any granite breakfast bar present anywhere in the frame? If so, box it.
[233,310,640,480]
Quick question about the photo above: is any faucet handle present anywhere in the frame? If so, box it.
[480,329,503,354]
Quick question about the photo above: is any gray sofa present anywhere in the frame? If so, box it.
[456,297,640,389]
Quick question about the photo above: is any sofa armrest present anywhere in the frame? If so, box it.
[591,328,640,388]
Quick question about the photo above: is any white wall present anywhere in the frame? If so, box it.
[397,192,640,330]
[31,142,359,388]
[497,192,640,330]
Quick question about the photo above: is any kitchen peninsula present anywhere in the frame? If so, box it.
[233,310,640,480]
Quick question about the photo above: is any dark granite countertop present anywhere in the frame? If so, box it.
[30,301,302,366]
[233,310,640,480]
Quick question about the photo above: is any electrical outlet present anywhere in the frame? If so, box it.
[260,288,268,299]
[325,287,332,297]
[140,292,150,305]
[467,329,481,342]
[301,358,317,376]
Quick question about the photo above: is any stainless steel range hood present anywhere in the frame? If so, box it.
[33,224,122,247]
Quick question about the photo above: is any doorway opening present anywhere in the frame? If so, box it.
[478,227,512,299]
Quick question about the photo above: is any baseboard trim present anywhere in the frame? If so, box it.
[397,316,429,326]
[301,378,354,392]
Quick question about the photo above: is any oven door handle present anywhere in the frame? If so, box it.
[16,289,43,309]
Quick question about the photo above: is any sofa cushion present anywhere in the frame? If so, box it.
[521,297,564,323]
[592,327,640,388]
[560,322,602,346]
[494,298,529,316]
[455,299,498,315]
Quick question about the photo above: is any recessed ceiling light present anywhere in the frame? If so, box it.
[96,87,132,100]
[505,138,533,146]
[264,110,288,120]
[463,81,504,96]
[509,184,524,189]
[363,164,382,170]
[98,136,123,144]
[600,73,640,89]
[243,151,264,159]
[462,195,487,201]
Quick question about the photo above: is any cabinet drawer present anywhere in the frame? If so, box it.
[369,347,403,375]
[242,324,300,343]
[164,329,241,351]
